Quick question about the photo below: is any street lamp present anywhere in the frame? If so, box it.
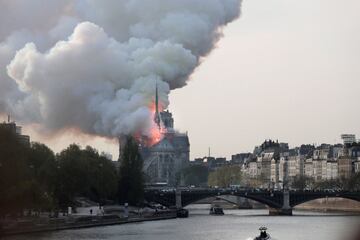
[54,165,60,216]
[98,163,104,209]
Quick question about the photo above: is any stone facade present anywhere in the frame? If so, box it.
[338,157,352,179]
[304,158,313,178]
[141,110,189,186]
[248,160,258,178]
[326,160,338,180]
[257,151,274,184]
[354,159,360,173]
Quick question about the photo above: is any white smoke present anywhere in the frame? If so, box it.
[0,0,241,138]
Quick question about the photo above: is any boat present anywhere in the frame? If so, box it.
[209,206,224,215]
[254,227,271,240]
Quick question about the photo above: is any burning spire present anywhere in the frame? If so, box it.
[154,82,161,130]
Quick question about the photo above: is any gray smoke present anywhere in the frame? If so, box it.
[0,0,241,137]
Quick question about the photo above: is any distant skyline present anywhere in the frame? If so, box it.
[7,0,360,160]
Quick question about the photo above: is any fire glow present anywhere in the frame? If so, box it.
[132,101,164,147]
[149,124,162,146]
[148,101,164,146]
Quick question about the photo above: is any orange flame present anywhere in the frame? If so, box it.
[134,101,164,147]
[149,125,162,146]
[148,101,164,146]
[149,100,164,113]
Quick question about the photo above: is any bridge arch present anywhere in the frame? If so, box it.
[144,189,360,211]
[289,193,360,208]
[181,192,282,209]
[144,189,285,209]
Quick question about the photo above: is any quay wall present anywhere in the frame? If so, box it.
[0,212,177,236]
[294,198,360,213]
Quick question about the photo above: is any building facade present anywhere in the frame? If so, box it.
[0,119,30,146]
[341,134,356,145]
[139,86,190,186]
[326,160,338,180]
[338,157,352,179]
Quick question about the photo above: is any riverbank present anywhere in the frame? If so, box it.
[294,198,360,213]
[0,212,176,236]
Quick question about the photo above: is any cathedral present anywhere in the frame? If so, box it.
[140,85,190,186]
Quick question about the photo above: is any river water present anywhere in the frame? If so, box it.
[4,205,360,240]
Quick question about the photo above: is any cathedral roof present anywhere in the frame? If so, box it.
[150,138,175,152]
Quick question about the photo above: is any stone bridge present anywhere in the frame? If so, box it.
[144,188,360,215]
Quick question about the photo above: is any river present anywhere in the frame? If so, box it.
[3,205,360,240]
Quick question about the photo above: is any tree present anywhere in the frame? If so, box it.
[313,178,342,190]
[81,146,118,204]
[55,144,118,208]
[0,125,30,216]
[117,136,144,205]
[207,165,242,188]
[55,144,88,207]
[181,165,209,187]
[0,125,119,214]
[27,142,57,211]
[343,173,360,191]
[245,176,265,188]
[291,175,314,190]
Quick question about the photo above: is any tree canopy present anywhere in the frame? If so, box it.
[291,175,314,190]
[208,165,242,188]
[181,165,209,187]
[55,144,118,207]
[117,136,144,205]
[0,125,119,217]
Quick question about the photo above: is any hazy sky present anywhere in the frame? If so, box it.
[19,0,360,159]
[169,0,360,158]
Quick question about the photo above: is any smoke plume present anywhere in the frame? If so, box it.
[0,0,241,138]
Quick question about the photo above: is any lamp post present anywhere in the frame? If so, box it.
[55,165,61,218]
[98,163,104,209]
